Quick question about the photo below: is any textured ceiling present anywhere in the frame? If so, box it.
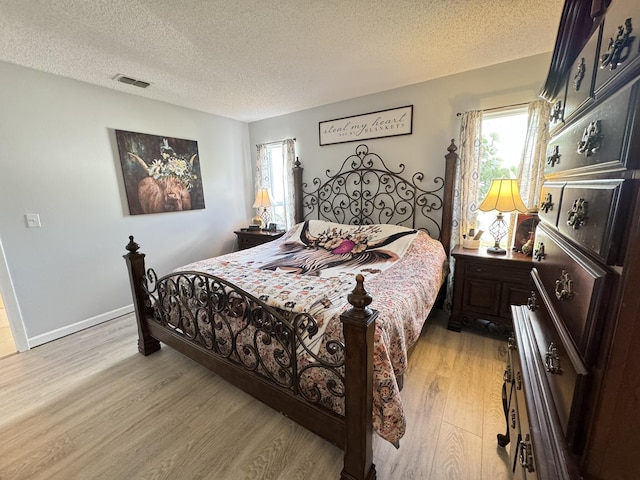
[0,0,564,122]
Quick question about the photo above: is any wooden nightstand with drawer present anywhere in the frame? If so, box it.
[449,244,532,335]
[234,229,285,250]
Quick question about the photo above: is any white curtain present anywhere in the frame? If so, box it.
[282,138,296,229]
[255,143,269,189]
[517,99,552,209]
[506,100,552,241]
[447,110,483,309]
[254,143,273,222]
[452,110,483,251]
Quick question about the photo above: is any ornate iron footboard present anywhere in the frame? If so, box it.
[142,266,346,408]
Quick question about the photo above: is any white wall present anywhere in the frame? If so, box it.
[249,53,552,212]
[0,53,552,349]
[0,61,252,348]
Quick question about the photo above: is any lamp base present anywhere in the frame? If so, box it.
[486,245,507,255]
[251,215,264,228]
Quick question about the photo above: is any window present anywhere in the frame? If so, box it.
[262,142,287,226]
[476,108,528,245]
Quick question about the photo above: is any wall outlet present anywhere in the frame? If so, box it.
[25,213,41,228]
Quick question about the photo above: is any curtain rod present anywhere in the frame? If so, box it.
[456,101,530,117]
[256,138,296,148]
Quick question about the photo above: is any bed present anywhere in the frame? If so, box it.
[124,141,458,480]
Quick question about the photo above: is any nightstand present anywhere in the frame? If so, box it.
[448,244,532,335]
[234,229,285,250]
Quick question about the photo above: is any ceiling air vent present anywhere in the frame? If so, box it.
[114,74,151,88]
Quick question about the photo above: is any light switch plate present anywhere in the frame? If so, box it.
[25,213,41,228]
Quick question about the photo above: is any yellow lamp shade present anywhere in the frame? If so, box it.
[478,179,528,213]
[252,188,273,208]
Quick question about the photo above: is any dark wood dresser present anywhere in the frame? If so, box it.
[503,1,640,479]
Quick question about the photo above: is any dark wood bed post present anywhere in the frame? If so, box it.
[440,139,458,257]
[293,156,304,224]
[123,236,161,356]
[340,274,378,480]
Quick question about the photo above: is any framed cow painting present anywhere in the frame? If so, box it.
[115,130,205,215]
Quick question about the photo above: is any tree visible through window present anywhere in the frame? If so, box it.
[476,109,528,245]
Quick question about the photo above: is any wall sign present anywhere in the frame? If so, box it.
[319,105,413,146]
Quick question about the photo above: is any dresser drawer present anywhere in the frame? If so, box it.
[511,306,582,478]
[595,0,640,95]
[564,24,600,122]
[465,261,530,284]
[526,274,589,445]
[545,78,640,176]
[505,336,537,478]
[512,353,537,479]
[538,182,565,227]
[531,223,608,359]
[556,179,630,264]
[505,345,522,472]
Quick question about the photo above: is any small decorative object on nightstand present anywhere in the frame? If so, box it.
[448,244,532,335]
[234,228,284,250]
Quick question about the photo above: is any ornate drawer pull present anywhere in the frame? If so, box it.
[546,145,561,167]
[540,193,554,213]
[573,57,585,91]
[545,342,562,374]
[519,434,535,472]
[534,242,545,261]
[550,100,563,124]
[504,366,513,384]
[508,336,516,350]
[555,270,574,301]
[600,18,634,71]
[516,371,522,391]
[567,198,588,229]
[577,120,602,157]
[527,291,538,311]
[510,409,516,429]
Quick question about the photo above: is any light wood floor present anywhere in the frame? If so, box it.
[0,311,511,480]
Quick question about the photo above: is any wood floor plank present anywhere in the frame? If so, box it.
[429,421,483,480]
[0,311,512,480]
[408,314,464,379]
[374,371,450,480]
[373,313,455,479]
[441,331,487,436]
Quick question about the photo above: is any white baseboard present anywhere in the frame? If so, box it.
[27,305,134,348]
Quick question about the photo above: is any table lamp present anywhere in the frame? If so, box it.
[478,179,528,254]
[252,188,273,228]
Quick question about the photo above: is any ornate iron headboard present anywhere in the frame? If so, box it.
[294,144,446,239]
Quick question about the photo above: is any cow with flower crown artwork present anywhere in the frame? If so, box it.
[115,130,205,215]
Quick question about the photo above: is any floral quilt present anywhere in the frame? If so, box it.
[177,220,447,445]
